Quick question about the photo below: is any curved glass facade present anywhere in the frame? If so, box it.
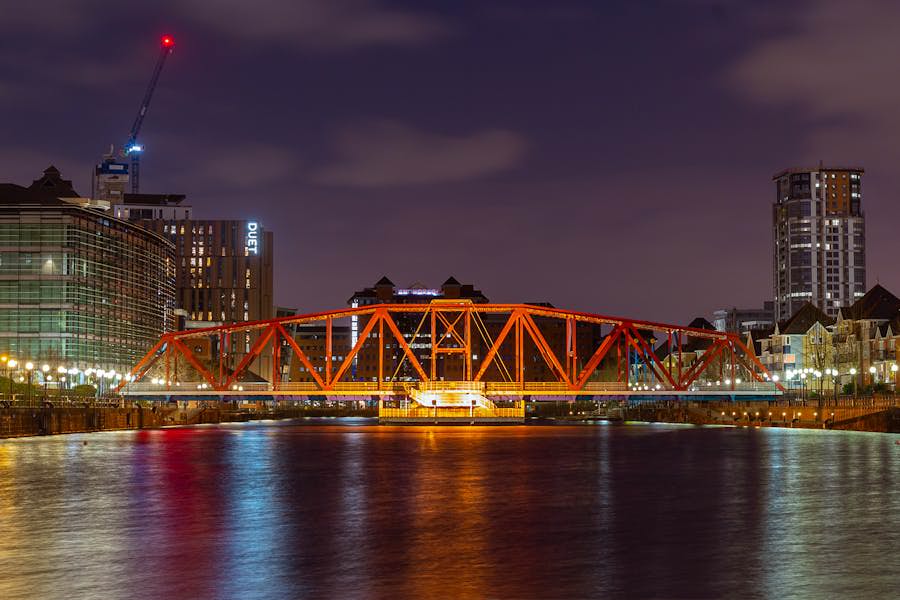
[0,207,175,371]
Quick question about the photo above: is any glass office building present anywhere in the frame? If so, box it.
[0,167,175,372]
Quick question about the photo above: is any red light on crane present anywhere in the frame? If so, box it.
[161,35,174,48]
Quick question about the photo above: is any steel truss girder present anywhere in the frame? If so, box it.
[120,303,785,393]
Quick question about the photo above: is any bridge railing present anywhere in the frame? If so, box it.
[119,380,781,396]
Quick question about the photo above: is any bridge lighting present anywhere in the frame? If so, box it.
[735,378,741,385]
[725,379,731,385]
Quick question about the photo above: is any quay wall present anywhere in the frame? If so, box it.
[617,403,900,433]
[0,405,377,439]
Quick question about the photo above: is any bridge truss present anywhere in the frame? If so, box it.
[119,302,783,397]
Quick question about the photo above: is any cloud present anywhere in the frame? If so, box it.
[198,143,300,187]
[728,1,900,132]
[311,120,528,187]
[0,0,96,33]
[176,0,451,50]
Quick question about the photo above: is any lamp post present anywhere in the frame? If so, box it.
[892,363,898,392]
[41,364,50,402]
[25,362,34,405]
[850,367,857,398]
[869,365,877,391]
[6,358,16,401]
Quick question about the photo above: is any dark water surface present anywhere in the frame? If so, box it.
[0,419,897,599]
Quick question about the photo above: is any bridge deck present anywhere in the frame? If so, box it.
[121,381,781,398]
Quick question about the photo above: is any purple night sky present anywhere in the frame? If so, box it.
[2,0,898,323]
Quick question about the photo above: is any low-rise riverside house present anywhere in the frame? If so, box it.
[832,284,900,387]
[657,317,717,377]
[748,284,900,393]
[0,167,175,388]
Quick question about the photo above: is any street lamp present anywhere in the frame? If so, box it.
[850,367,857,397]
[25,362,34,405]
[3,356,15,400]
[40,364,50,403]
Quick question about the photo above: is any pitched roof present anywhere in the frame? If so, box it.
[28,165,79,198]
[688,317,716,331]
[443,276,460,286]
[375,276,394,286]
[779,302,834,334]
[748,326,776,355]
[840,284,900,321]
[0,166,82,206]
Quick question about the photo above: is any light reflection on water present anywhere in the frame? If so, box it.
[0,421,897,599]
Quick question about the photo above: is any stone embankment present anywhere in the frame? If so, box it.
[0,405,377,438]
[616,401,900,433]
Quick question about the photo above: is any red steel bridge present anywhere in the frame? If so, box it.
[118,301,784,401]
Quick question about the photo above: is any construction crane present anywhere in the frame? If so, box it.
[123,34,175,194]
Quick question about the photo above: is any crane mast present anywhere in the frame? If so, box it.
[124,35,175,194]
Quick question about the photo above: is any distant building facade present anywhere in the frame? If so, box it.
[348,277,489,381]
[712,302,775,335]
[116,193,274,376]
[289,323,352,383]
[344,277,605,383]
[0,167,175,372]
[773,165,866,320]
